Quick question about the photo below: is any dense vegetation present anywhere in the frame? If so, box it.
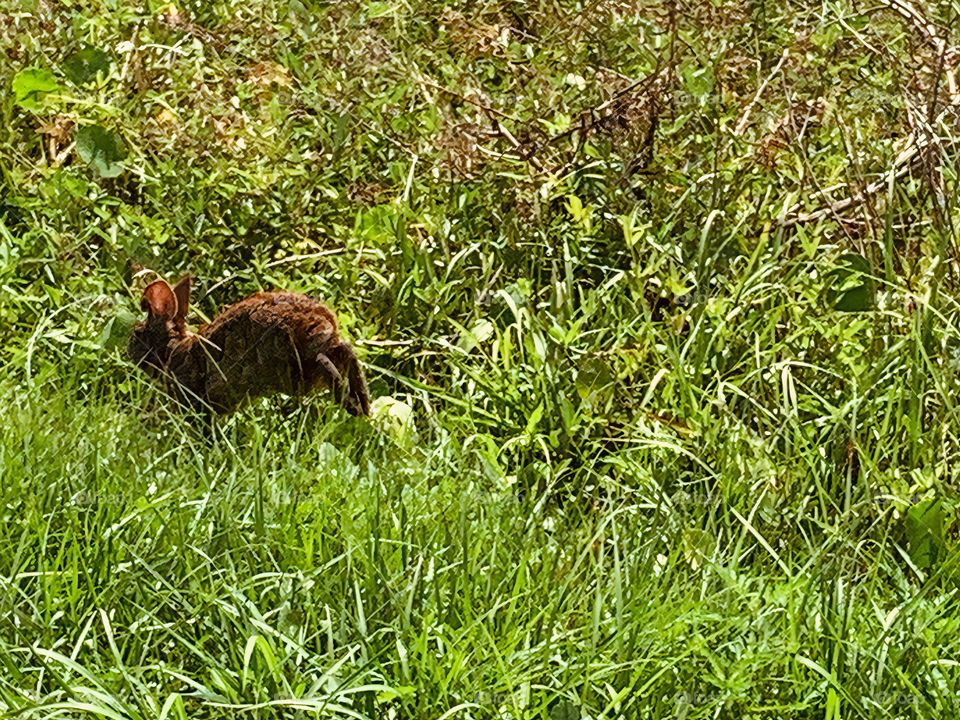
[2,0,960,717]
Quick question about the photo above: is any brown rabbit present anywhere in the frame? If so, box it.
[128,276,370,416]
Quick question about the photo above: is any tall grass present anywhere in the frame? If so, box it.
[2,0,960,717]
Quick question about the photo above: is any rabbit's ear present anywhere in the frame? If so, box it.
[172,276,191,321]
[142,279,178,320]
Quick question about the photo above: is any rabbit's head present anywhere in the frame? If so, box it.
[128,277,191,373]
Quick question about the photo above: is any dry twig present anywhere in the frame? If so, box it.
[780,110,953,227]
[880,0,959,104]
[782,0,958,227]
[734,49,790,137]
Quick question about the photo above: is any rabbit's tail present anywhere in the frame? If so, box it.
[328,343,371,416]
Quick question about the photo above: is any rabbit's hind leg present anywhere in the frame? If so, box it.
[325,343,370,416]
[315,352,348,406]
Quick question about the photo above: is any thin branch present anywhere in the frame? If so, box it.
[879,0,959,104]
[493,118,544,170]
[779,116,948,227]
[734,49,790,136]
[416,76,523,123]
[533,64,671,151]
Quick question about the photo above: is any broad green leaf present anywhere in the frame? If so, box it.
[549,699,581,720]
[825,252,875,312]
[63,47,112,85]
[76,125,126,178]
[906,499,945,570]
[680,63,714,101]
[575,355,612,400]
[376,685,416,702]
[458,319,494,352]
[371,396,417,447]
[12,67,61,111]
[524,401,544,436]
[98,309,136,351]
[366,2,398,18]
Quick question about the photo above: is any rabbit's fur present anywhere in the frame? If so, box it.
[128,277,370,416]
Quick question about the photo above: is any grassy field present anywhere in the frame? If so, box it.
[3,0,960,717]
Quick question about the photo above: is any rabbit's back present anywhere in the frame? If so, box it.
[205,292,340,343]
[196,292,343,412]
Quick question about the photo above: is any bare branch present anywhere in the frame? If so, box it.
[734,49,790,137]
[780,110,954,227]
